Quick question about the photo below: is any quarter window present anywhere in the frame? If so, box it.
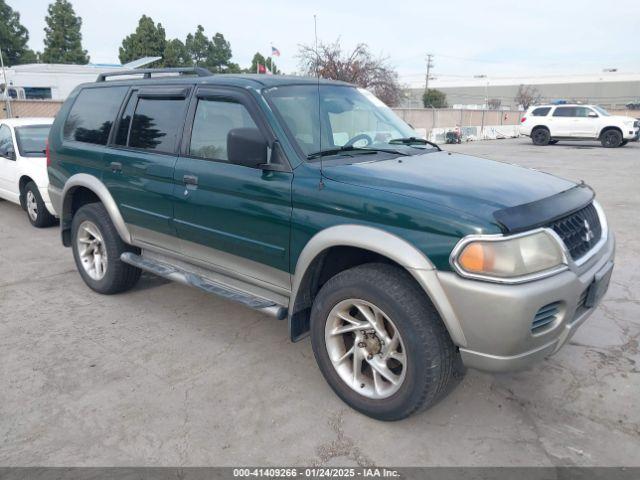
[128,98,187,153]
[63,87,128,145]
[189,99,258,161]
[531,107,551,116]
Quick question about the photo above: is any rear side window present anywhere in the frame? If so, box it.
[63,87,127,145]
[189,99,258,161]
[127,98,187,153]
[531,107,551,116]
[553,107,576,117]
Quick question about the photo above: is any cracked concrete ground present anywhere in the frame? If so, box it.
[0,138,638,466]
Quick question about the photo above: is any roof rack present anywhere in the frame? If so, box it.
[96,67,212,82]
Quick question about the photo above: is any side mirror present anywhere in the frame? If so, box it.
[1,145,15,160]
[588,112,598,118]
[227,128,268,168]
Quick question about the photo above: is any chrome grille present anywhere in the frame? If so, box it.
[549,203,601,260]
[531,302,560,332]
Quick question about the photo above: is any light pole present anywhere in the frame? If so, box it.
[0,47,12,118]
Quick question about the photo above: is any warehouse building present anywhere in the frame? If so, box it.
[401,72,640,110]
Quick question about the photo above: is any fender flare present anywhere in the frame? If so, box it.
[61,173,132,244]
[289,224,467,346]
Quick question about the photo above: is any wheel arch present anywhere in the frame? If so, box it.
[288,224,466,346]
[60,174,131,247]
[18,175,36,209]
[599,125,623,138]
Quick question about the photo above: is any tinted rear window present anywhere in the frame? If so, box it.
[531,107,551,116]
[64,87,127,145]
[128,98,186,153]
[15,125,51,157]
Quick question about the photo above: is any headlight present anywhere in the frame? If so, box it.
[452,230,566,282]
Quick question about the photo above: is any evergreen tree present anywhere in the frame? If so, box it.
[248,52,280,74]
[119,15,166,65]
[163,39,191,67]
[0,1,37,65]
[185,25,209,66]
[206,33,232,72]
[41,0,89,64]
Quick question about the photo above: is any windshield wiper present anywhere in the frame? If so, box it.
[389,137,441,150]
[307,145,408,160]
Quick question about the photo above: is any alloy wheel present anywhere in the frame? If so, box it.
[76,220,108,281]
[26,190,38,221]
[325,299,407,399]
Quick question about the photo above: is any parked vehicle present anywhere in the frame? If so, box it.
[445,130,462,144]
[520,104,639,147]
[0,117,57,227]
[48,69,615,420]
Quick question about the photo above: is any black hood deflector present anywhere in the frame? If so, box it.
[493,183,594,233]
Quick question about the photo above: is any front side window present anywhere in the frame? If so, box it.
[128,98,187,153]
[15,125,51,157]
[0,125,14,157]
[265,85,420,158]
[593,105,610,116]
[189,99,258,161]
[63,87,128,145]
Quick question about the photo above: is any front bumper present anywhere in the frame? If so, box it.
[436,231,615,372]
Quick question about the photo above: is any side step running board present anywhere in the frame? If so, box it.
[120,252,287,320]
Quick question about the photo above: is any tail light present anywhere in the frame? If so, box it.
[521,117,527,123]
[46,139,51,166]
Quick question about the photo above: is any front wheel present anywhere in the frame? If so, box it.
[310,263,462,421]
[71,203,141,294]
[601,129,623,148]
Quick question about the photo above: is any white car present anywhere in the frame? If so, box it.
[0,117,57,227]
[520,104,640,147]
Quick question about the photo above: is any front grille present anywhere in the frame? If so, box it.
[549,203,601,260]
[531,302,560,333]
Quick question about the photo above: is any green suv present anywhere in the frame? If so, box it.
[48,68,615,420]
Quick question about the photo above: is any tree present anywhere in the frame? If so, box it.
[185,25,210,66]
[119,15,166,65]
[41,0,89,64]
[248,52,280,74]
[0,1,37,65]
[298,39,402,106]
[163,39,191,67]
[422,89,447,108]
[487,98,502,110]
[207,33,233,72]
[514,84,541,109]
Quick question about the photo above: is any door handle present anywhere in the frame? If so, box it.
[183,174,198,186]
[110,161,122,172]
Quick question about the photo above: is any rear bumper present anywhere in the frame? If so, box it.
[435,231,615,373]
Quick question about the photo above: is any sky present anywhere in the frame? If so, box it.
[12,0,640,87]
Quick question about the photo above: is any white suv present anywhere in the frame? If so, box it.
[0,117,57,227]
[520,104,639,147]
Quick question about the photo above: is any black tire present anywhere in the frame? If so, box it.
[310,263,463,421]
[601,129,623,148]
[620,140,628,147]
[531,127,550,146]
[71,202,141,294]
[549,139,559,145]
[24,181,56,228]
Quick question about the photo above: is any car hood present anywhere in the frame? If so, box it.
[322,150,576,227]
[610,115,637,123]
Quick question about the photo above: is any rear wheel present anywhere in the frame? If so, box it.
[310,263,462,421]
[71,203,141,294]
[531,128,550,145]
[24,182,56,228]
[601,129,623,148]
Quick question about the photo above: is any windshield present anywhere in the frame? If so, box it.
[265,85,424,158]
[15,125,50,157]
[593,105,610,116]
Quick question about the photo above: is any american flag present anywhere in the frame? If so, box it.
[271,46,281,57]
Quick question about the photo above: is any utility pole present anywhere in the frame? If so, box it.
[425,54,434,92]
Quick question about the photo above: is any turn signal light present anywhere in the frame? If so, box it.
[521,117,527,123]
[46,139,51,166]
[458,242,495,273]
